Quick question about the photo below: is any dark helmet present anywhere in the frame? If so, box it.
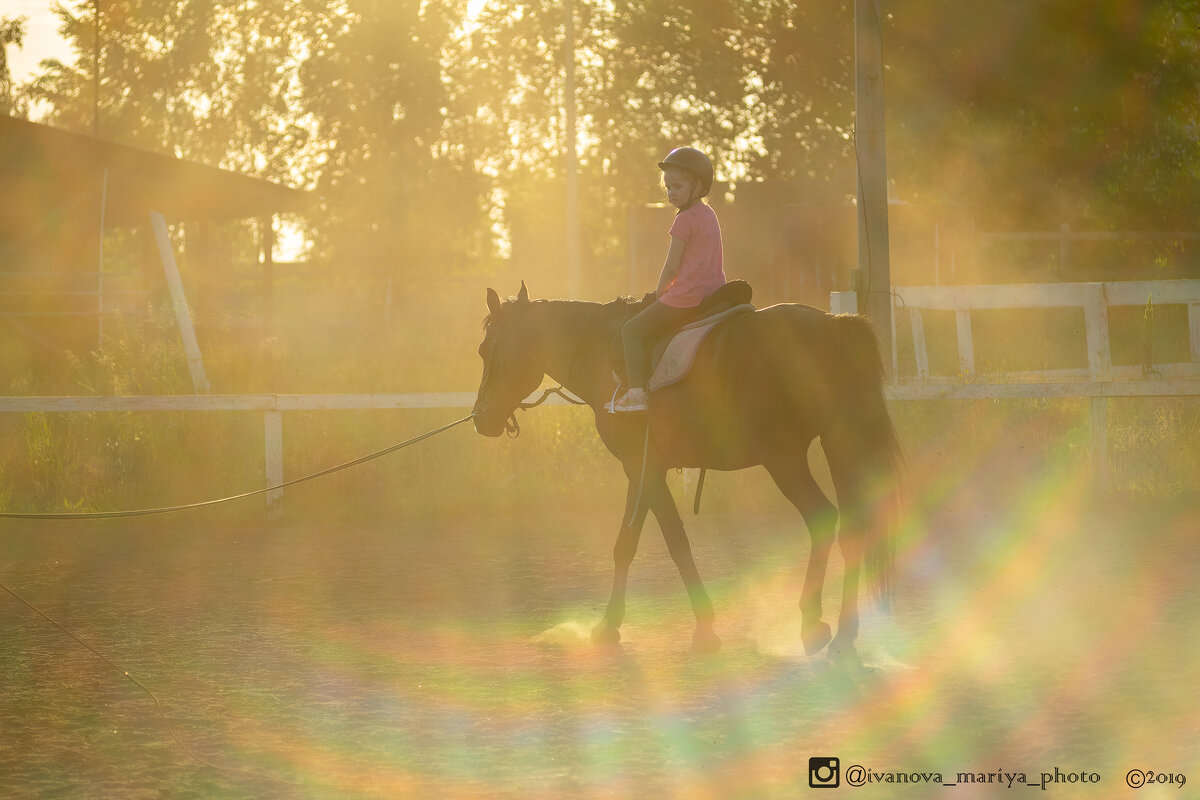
[658,147,714,198]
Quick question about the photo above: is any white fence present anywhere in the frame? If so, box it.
[4,278,1200,514]
[893,279,1200,383]
[0,393,483,517]
[832,279,1200,487]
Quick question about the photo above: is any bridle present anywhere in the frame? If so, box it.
[487,325,591,438]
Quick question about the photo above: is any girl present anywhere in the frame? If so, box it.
[610,147,726,413]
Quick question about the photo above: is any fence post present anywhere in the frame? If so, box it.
[1081,283,1114,490]
[265,409,283,519]
[1083,283,1111,381]
[1189,303,1200,364]
[955,309,975,378]
[909,307,929,381]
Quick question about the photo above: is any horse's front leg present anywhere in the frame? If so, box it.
[592,477,650,647]
[644,473,721,654]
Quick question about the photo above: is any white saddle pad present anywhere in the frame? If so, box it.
[648,304,755,392]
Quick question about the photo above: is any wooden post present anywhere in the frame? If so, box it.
[955,309,975,377]
[1189,302,1200,363]
[97,168,108,346]
[1084,278,1108,491]
[909,307,929,381]
[564,0,581,298]
[855,0,893,381]
[891,293,899,379]
[1083,282,1111,381]
[265,409,283,518]
[150,211,210,394]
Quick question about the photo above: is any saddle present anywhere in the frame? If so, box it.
[610,280,756,392]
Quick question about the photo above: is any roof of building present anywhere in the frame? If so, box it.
[0,115,309,228]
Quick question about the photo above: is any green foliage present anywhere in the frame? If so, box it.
[13,1,1200,280]
[0,14,26,115]
[887,0,1200,227]
[294,0,492,276]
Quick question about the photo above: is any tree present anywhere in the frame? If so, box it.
[21,1,489,279]
[885,0,1200,230]
[0,15,26,116]
[26,1,309,181]
[447,0,859,291]
[294,0,490,279]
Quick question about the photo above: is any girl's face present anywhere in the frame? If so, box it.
[662,167,699,210]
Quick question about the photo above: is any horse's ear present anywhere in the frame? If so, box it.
[486,287,501,316]
[517,281,529,303]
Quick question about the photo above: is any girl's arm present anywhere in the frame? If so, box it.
[655,235,686,297]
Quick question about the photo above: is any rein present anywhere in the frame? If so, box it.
[504,385,587,438]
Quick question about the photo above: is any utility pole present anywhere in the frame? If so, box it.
[564,0,582,298]
[93,0,101,137]
[855,0,893,380]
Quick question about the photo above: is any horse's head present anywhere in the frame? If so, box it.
[473,282,546,437]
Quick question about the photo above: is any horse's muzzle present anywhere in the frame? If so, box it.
[471,404,507,437]
[473,416,506,437]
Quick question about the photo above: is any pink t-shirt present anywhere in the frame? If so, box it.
[659,203,726,308]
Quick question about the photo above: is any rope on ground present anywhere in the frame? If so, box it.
[0,413,476,521]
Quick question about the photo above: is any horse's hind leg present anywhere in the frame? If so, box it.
[821,435,868,663]
[766,457,838,656]
[644,472,720,654]
[592,476,651,646]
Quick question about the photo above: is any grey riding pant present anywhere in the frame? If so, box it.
[621,300,697,389]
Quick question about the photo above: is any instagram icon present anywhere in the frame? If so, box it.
[809,757,840,788]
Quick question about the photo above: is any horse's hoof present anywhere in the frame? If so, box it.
[826,637,862,667]
[690,627,722,655]
[591,622,621,647]
[802,621,833,656]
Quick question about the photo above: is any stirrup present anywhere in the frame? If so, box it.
[606,388,647,413]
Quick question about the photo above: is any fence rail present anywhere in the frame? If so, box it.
[892,279,1200,383]
[3,374,1198,516]
[5,282,1200,511]
[0,392,555,517]
[832,280,1200,488]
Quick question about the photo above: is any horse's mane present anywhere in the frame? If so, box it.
[600,292,656,318]
[483,292,654,331]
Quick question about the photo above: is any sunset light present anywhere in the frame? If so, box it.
[1,1,1197,797]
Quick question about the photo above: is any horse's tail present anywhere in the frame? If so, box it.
[825,313,904,607]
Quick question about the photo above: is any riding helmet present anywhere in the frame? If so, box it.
[658,147,714,198]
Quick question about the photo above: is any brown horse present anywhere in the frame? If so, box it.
[472,283,902,660]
